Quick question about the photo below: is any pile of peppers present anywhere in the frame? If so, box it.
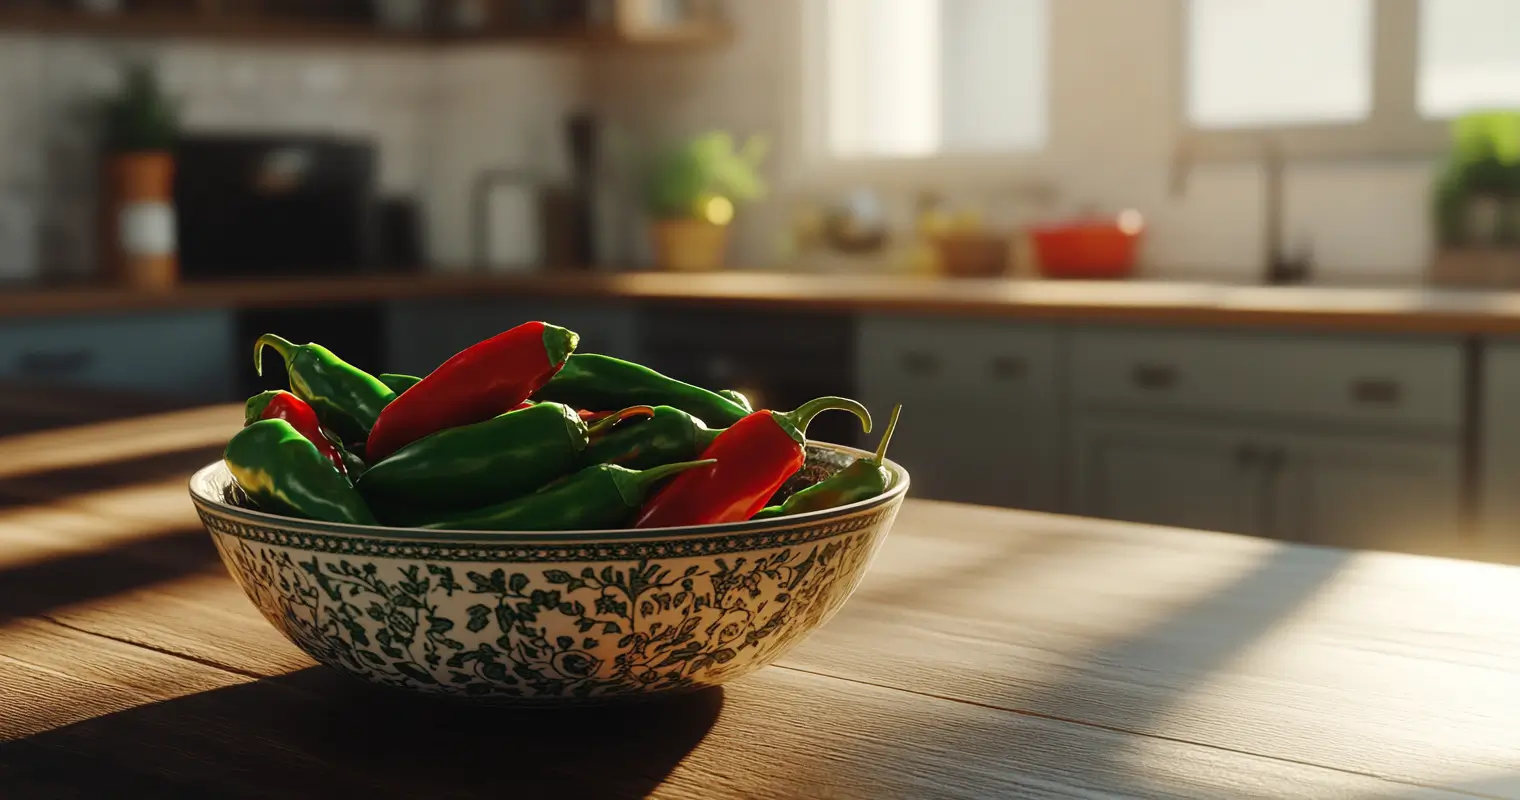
[224,321,901,532]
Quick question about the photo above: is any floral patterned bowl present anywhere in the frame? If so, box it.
[188,443,908,704]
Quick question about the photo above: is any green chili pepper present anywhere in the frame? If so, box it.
[224,419,376,525]
[254,334,396,447]
[533,354,750,428]
[414,459,716,531]
[377,373,422,395]
[752,405,901,520]
[579,405,723,471]
[717,389,753,413]
[356,403,651,510]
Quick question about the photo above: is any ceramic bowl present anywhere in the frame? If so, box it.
[189,443,908,704]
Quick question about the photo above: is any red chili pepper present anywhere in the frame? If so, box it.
[366,322,578,460]
[634,396,872,528]
[244,390,347,475]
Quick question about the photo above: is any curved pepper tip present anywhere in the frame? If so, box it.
[253,333,295,379]
[772,396,873,444]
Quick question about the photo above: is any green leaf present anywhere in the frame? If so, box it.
[509,573,530,594]
[393,662,437,684]
[428,616,455,634]
[466,571,495,593]
[450,671,474,683]
[358,649,386,666]
[392,593,424,609]
[710,648,736,664]
[543,569,573,584]
[583,637,599,649]
[495,604,516,633]
[556,636,574,650]
[602,622,622,635]
[481,662,509,682]
[388,611,416,635]
[466,604,491,633]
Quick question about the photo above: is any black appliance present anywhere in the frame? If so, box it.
[638,307,862,449]
[174,133,379,278]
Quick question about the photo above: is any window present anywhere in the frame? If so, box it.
[822,0,1047,159]
[1186,0,1373,129]
[1419,0,1520,118]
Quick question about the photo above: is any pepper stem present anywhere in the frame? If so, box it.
[542,324,579,368]
[254,333,296,378]
[871,405,902,464]
[770,397,873,444]
[610,458,717,507]
[243,390,283,427]
[587,405,656,438]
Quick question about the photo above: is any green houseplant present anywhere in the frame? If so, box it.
[97,62,181,289]
[643,131,768,271]
[1434,111,1520,248]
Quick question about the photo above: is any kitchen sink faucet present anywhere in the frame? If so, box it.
[1170,137,1313,285]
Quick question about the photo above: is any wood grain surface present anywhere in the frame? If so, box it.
[14,272,1520,335]
[0,399,1516,799]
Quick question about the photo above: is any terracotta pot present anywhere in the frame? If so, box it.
[101,151,178,290]
[651,218,728,272]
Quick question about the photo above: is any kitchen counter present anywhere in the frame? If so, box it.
[2,396,1517,798]
[11,270,1520,334]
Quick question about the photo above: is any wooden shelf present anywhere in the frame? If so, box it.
[0,7,731,50]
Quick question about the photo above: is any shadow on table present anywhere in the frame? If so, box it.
[0,444,224,510]
[0,526,220,624]
[2,667,723,800]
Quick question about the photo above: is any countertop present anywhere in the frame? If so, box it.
[3,396,1516,798]
[11,271,1520,334]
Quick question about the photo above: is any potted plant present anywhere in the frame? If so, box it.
[98,62,181,289]
[643,131,767,271]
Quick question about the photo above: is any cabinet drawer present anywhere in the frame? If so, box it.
[859,315,1052,395]
[0,311,234,400]
[1072,328,1463,430]
[858,315,1062,511]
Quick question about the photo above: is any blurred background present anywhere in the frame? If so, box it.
[4,0,1520,561]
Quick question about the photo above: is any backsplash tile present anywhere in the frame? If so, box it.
[0,34,582,278]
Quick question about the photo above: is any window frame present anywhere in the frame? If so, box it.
[783,0,1056,190]
[1176,0,1448,163]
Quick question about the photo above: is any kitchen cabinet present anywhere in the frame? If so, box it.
[1069,326,1466,555]
[384,299,639,377]
[1479,341,1520,562]
[857,315,1061,511]
[0,310,234,401]
[1072,418,1462,551]
[1271,434,1462,553]
[1071,420,1264,537]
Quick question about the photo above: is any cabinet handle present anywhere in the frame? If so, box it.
[900,351,940,376]
[1350,378,1402,407]
[988,355,1026,381]
[17,348,94,377]
[1131,363,1178,391]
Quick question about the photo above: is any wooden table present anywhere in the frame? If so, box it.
[2,399,1518,799]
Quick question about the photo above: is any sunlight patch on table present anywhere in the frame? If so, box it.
[0,405,239,480]
[0,479,203,570]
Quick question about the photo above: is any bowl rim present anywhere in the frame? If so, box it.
[189,441,910,545]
